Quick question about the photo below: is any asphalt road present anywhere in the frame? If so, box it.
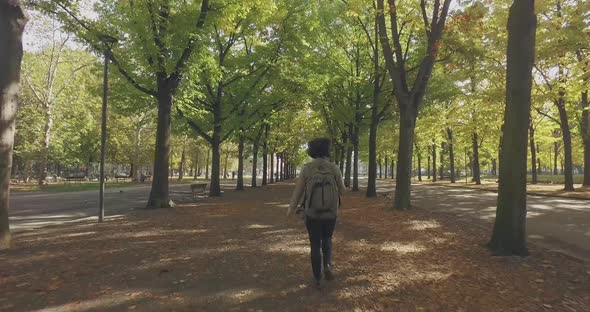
[8,179,263,233]
[406,184,590,261]
[9,179,590,261]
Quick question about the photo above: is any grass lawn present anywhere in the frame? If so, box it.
[11,178,204,193]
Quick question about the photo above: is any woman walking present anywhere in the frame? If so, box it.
[287,138,346,287]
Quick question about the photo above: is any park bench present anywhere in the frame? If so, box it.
[114,174,129,182]
[64,176,86,183]
[190,183,208,198]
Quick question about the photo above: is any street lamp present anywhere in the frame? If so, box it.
[98,34,118,223]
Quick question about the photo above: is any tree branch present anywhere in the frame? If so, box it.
[169,0,210,90]
[534,106,561,125]
[176,107,213,143]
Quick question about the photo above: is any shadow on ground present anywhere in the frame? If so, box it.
[1,183,589,311]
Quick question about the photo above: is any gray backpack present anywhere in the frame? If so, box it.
[304,164,339,216]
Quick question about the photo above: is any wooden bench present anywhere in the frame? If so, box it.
[64,176,86,184]
[190,183,208,198]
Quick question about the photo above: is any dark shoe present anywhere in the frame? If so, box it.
[324,265,334,281]
[312,278,321,288]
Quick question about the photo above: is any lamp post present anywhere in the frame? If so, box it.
[98,34,117,222]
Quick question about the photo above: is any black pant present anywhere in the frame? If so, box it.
[305,217,336,281]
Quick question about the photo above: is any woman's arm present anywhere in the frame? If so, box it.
[287,174,306,216]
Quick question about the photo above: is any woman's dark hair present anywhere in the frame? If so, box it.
[307,138,331,159]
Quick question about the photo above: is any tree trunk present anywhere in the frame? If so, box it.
[276,153,280,182]
[194,150,199,180]
[432,143,437,182]
[352,124,360,191]
[367,18,380,197]
[178,144,186,181]
[391,159,394,179]
[488,0,536,256]
[439,142,445,180]
[367,113,379,197]
[427,154,431,179]
[251,139,260,188]
[147,83,173,208]
[262,124,269,186]
[210,140,221,196]
[131,126,142,182]
[384,156,388,179]
[392,105,417,209]
[345,128,352,188]
[556,97,575,191]
[1,1,26,248]
[223,148,229,180]
[378,157,382,179]
[447,128,456,183]
[581,90,590,186]
[553,141,559,175]
[237,134,244,191]
[339,143,345,173]
[529,123,538,184]
[270,152,274,184]
[417,149,422,181]
[209,99,223,196]
[205,149,210,180]
[38,103,54,185]
[284,155,289,180]
[472,132,481,185]
[492,159,497,176]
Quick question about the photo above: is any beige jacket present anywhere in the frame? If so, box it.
[287,158,346,218]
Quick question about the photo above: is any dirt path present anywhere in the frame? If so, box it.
[1,183,589,311]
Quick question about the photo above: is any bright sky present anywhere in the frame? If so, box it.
[23,0,465,53]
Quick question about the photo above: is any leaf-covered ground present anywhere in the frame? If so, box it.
[1,183,589,311]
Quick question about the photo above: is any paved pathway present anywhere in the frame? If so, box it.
[404,184,590,261]
[8,180,258,233]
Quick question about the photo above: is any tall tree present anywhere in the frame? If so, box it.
[40,0,211,208]
[377,0,452,209]
[488,0,536,256]
[0,0,28,249]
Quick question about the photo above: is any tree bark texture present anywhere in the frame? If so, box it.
[581,90,590,186]
[432,143,437,182]
[262,124,269,186]
[447,128,456,183]
[178,145,186,181]
[0,1,27,249]
[472,132,481,185]
[251,140,259,188]
[529,123,538,184]
[488,0,536,256]
[345,128,352,188]
[555,96,575,191]
[270,152,274,184]
[440,142,445,180]
[237,134,244,191]
[393,105,417,209]
[147,83,173,208]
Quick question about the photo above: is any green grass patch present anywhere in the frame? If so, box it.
[12,182,141,193]
[12,177,206,193]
